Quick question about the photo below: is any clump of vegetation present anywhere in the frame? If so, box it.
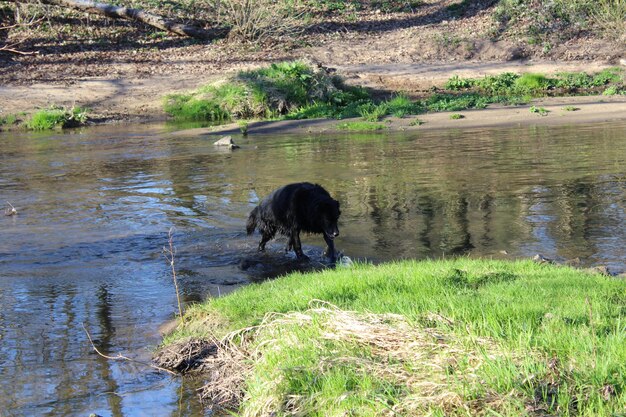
[530,105,549,116]
[336,121,387,131]
[160,259,626,416]
[442,67,624,105]
[602,85,624,96]
[562,106,580,111]
[515,73,549,91]
[238,121,249,135]
[0,113,18,129]
[26,106,88,130]
[449,113,464,119]
[163,95,230,122]
[357,102,388,121]
[163,62,624,125]
[409,118,425,126]
[164,61,369,122]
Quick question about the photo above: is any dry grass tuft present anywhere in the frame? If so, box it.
[153,339,217,373]
[159,300,523,415]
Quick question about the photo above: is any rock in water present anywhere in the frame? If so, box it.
[213,136,240,149]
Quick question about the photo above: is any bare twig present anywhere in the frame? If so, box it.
[82,323,178,375]
[0,16,45,30]
[163,227,184,320]
[0,42,38,55]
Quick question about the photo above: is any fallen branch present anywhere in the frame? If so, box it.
[82,323,179,376]
[0,16,45,30]
[4,201,18,216]
[0,42,38,55]
[8,0,216,39]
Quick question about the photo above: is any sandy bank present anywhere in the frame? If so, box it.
[1,61,625,134]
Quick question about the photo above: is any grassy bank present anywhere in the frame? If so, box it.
[159,259,626,416]
[163,62,625,129]
[0,106,89,131]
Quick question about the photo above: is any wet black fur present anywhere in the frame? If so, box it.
[246,182,341,261]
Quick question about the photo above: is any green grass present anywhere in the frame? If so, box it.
[25,106,88,130]
[443,68,624,101]
[515,73,549,92]
[164,259,626,416]
[0,113,17,127]
[449,113,464,119]
[336,121,387,131]
[162,62,624,125]
[357,102,388,121]
[530,105,550,116]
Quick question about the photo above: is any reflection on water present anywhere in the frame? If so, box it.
[0,122,625,416]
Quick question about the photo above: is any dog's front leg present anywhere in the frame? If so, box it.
[291,230,309,260]
[323,234,336,262]
[258,233,272,252]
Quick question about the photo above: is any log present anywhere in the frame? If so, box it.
[8,0,216,39]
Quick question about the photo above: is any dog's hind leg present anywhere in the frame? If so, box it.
[285,236,293,253]
[323,235,337,262]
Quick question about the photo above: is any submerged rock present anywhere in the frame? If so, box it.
[213,136,240,149]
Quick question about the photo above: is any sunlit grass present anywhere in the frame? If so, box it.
[164,259,626,416]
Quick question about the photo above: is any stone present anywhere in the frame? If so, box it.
[532,254,554,264]
[213,136,240,149]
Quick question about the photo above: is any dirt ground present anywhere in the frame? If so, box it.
[1,0,625,128]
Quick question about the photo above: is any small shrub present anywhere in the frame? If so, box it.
[562,106,580,111]
[386,94,418,118]
[592,67,623,86]
[444,75,476,90]
[476,73,520,94]
[163,95,230,121]
[409,118,424,126]
[554,72,594,89]
[602,86,620,96]
[26,106,88,130]
[515,73,549,92]
[593,0,626,41]
[238,121,249,135]
[358,102,388,121]
[0,113,18,126]
[529,105,549,116]
[449,113,464,119]
[221,0,305,43]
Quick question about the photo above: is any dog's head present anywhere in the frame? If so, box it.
[320,199,341,239]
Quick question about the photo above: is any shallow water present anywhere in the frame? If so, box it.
[0,121,625,416]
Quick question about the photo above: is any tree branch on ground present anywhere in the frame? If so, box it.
[5,0,218,39]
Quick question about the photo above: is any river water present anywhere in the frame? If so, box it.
[1,122,625,416]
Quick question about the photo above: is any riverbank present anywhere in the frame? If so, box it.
[2,62,626,133]
[172,94,626,137]
[156,258,626,416]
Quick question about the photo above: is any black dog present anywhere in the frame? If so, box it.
[246,182,341,261]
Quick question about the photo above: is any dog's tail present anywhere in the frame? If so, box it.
[246,206,258,235]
